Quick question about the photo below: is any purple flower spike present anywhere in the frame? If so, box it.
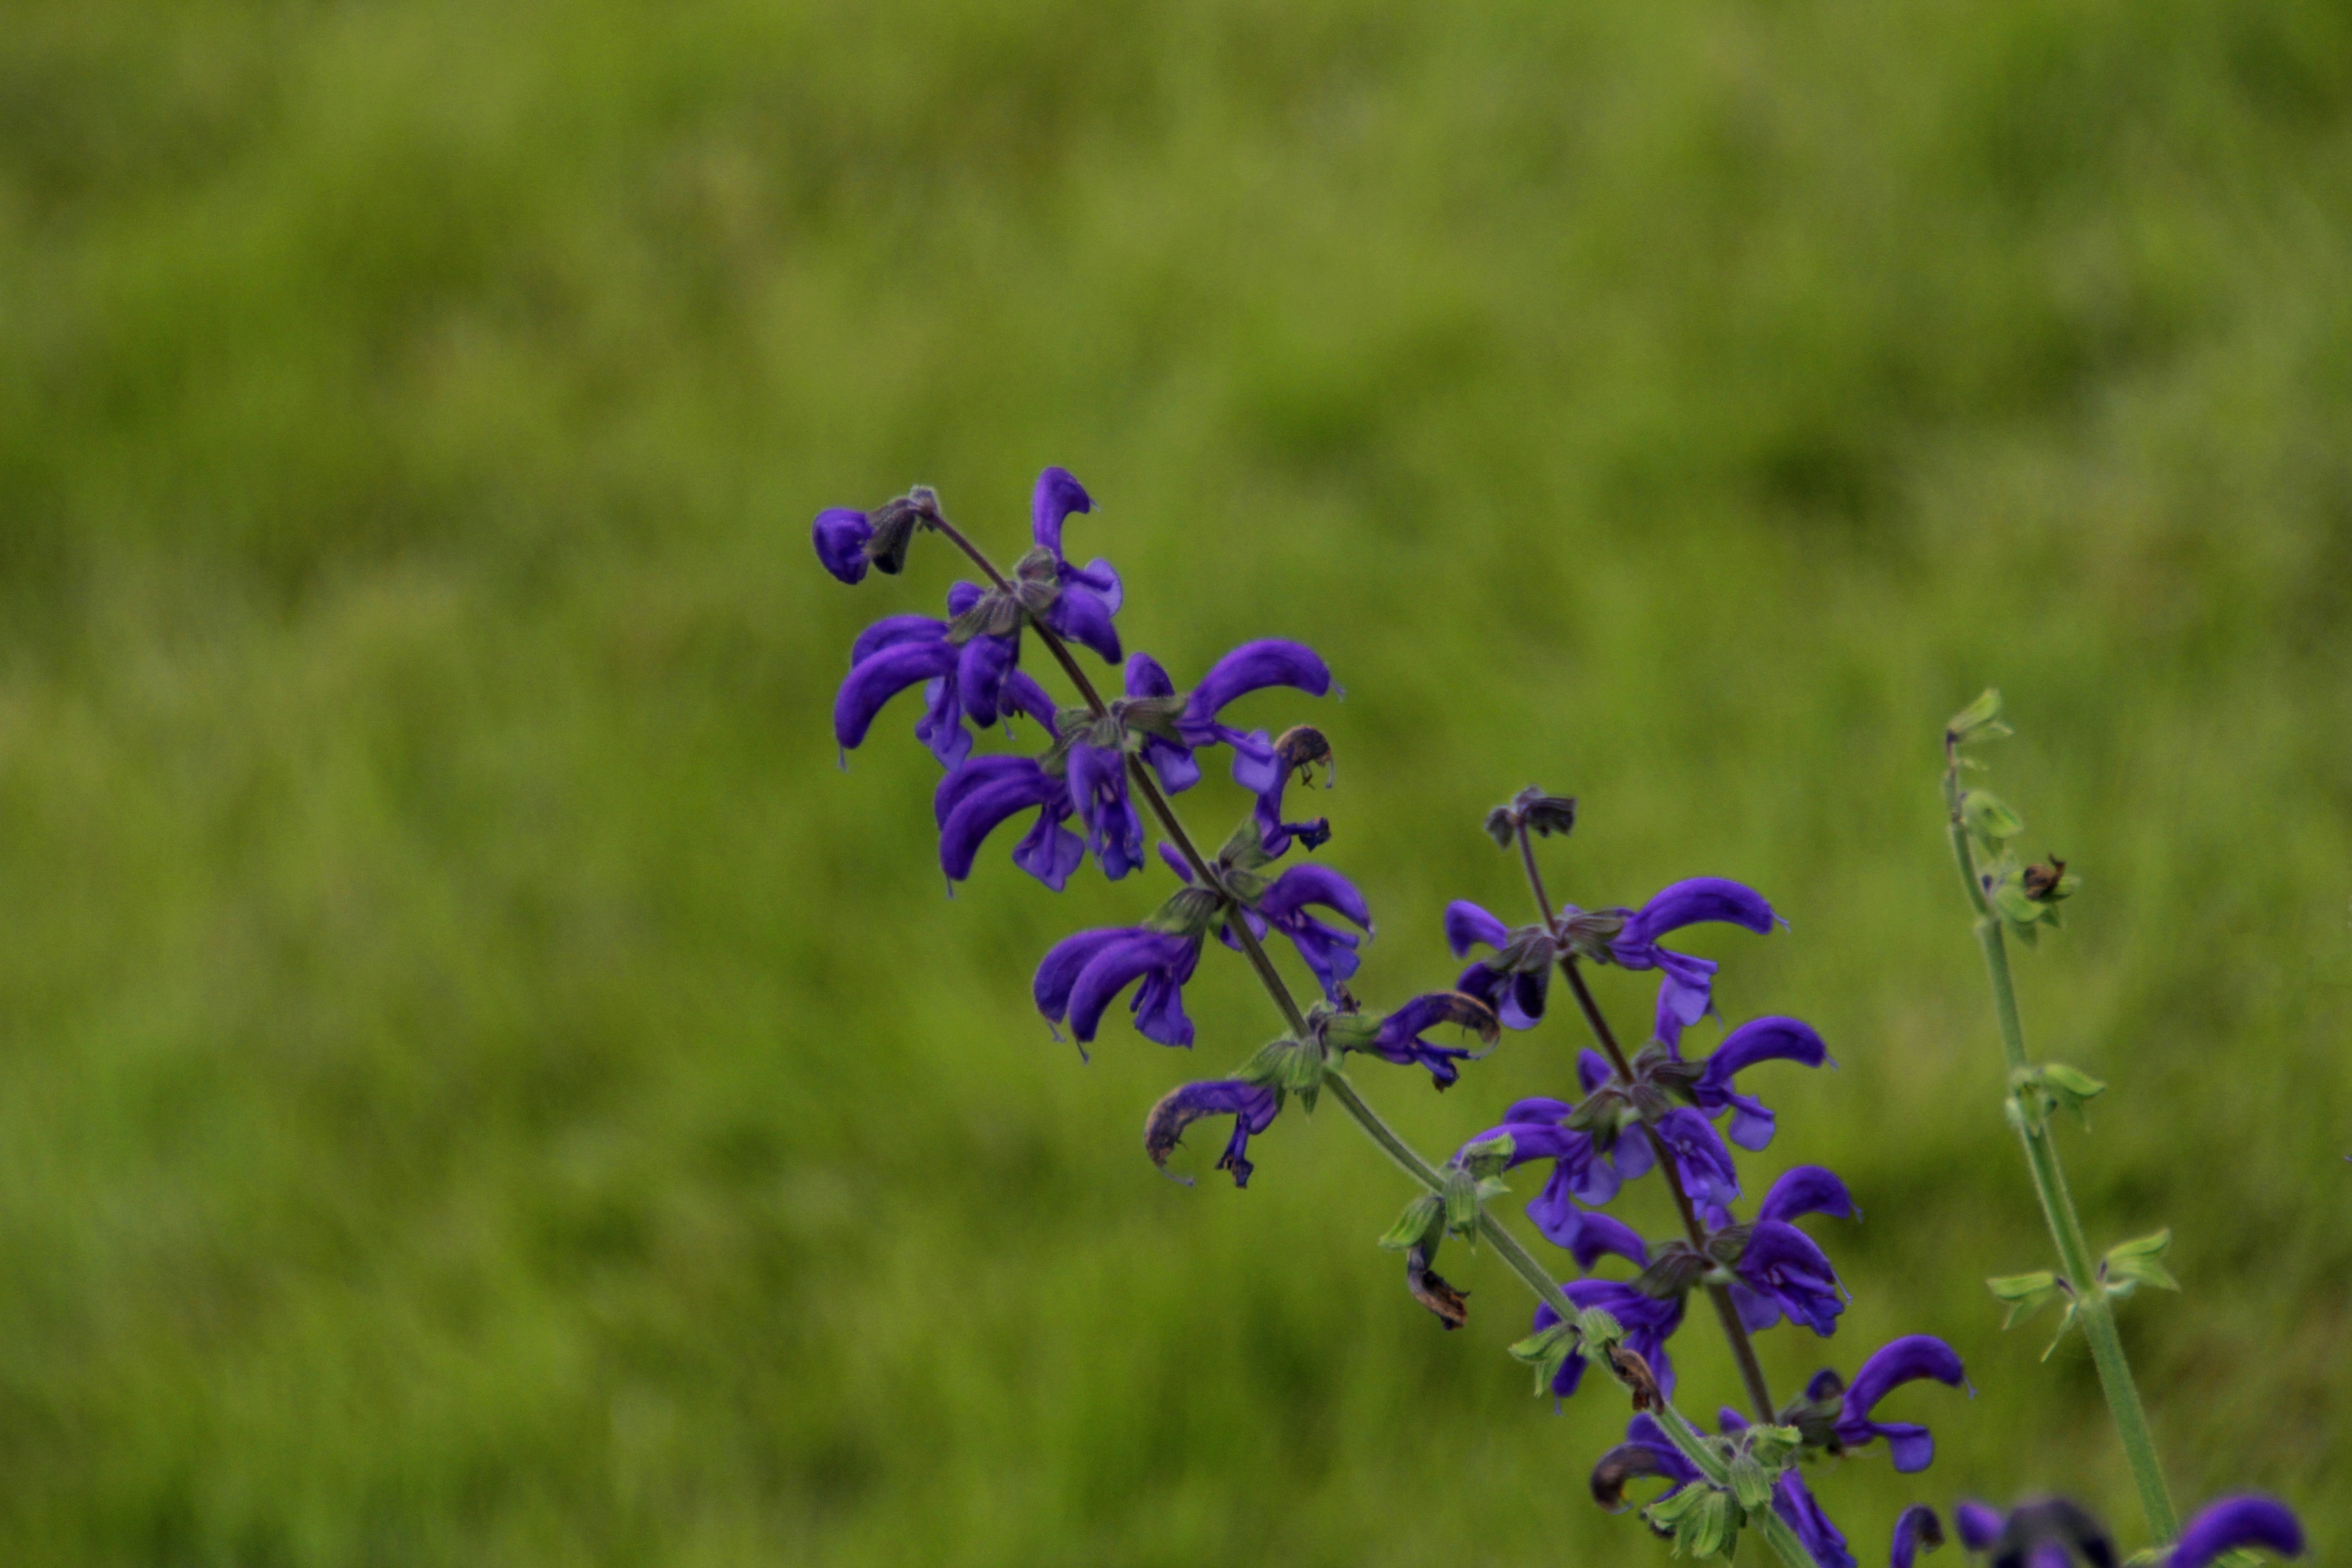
[1695,1015,1834,1150]
[936,758,1085,890]
[1530,1279,1684,1402]
[1034,927,1201,1047]
[2171,1497,2304,1568]
[1365,992,1498,1088]
[1144,1079,1280,1187]
[1732,1220,1846,1336]
[1759,1165,1860,1226]
[1891,1506,1945,1568]
[1835,1336,1969,1472]
[1257,864,1373,999]
[1955,1504,2004,1554]
[1065,741,1146,881]
[813,507,875,583]
[1610,877,1779,1047]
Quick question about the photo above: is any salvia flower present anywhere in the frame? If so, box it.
[1340,991,1499,1088]
[1956,1498,2117,1568]
[1241,863,1372,999]
[1026,466,1125,662]
[1034,926,1202,1049]
[2170,1496,2305,1568]
[1165,640,1335,852]
[1444,899,1552,1028]
[1692,1015,1835,1150]
[935,756,1086,891]
[1830,1335,1970,1472]
[1723,1164,1857,1335]
[1608,877,1780,1046]
[1064,736,1147,880]
[1143,1079,1280,1187]
[1530,1279,1686,1401]
[1890,1505,1945,1568]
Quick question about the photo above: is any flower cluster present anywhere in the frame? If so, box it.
[816,478,2308,1568]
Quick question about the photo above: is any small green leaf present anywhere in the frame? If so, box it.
[1986,1270,2063,1329]
[1218,816,1277,872]
[1142,886,1227,938]
[2040,1299,2082,1360]
[1727,1453,1774,1513]
[1377,1194,1444,1253]
[1964,789,2027,848]
[1442,1167,1484,1241]
[1575,1307,1626,1349]
[1947,689,2013,745]
[1741,1425,1804,1469]
[1455,1132,1517,1181]
[2102,1230,2180,1299]
[2040,1063,2107,1102]
[1507,1321,1579,1395]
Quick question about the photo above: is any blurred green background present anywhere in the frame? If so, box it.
[2,0,2347,1563]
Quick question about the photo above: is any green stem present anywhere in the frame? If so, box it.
[1945,763,2179,1544]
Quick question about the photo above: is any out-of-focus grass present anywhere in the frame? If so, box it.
[1,1,2347,1563]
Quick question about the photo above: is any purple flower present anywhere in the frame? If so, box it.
[1176,640,1335,853]
[1588,1414,1703,1512]
[1144,1079,1280,1187]
[834,593,1063,769]
[1832,1336,1969,1472]
[1959,1499,2116,1568]
[1891,1506,1945,1568]
[1248,863,1373,999]
[1446,899,1550,1029]
[1028,467,1124,662]
[1034,927,1202,1048]
[936,757,1086,891]
[1650,1107,1741,1205]
[1354,993,1500,1089]
[1609,877,1779,1047]
[1529,1279,1685,1401]
[2171,1497,2304,1568]
[1724,1166,1857,1334]
[1121,653,1201,792]
[813,507,875,583]
[1693,1016,1834,1150]
[1472,1109,1626,1233]
[1064,740,1147,880]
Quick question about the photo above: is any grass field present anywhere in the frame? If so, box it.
[2,1,2347,1563]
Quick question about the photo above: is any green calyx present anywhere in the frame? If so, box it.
[1234,1034,1329,1112]
[2008,1062,2107,1130]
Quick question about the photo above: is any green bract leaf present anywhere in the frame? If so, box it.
[1442,1167,1484,1241]
[1377,1194,1445,1253]
[1217,816,1278,872]
[1455,1132,1516,1181]
[1986,1269,2063,1329]
[2102,1230,2180,1299]
[1575,1306,1626,1350]
[1727,1453,1774,1513]
[1947,689,2013,745]
[1507,1320,1579,1395]
[1965,789,2027,849]
[1142,886,1227,938]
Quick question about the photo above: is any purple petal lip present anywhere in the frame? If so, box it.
[1259,865,1372,929]
[1758,1165,1858,1226]
[2171,1497,2304,1568]
[1181,640,1332,729]
[1623,877,1778,943]
[849,613,944,667]
[834,640,958,750]
[1699,1016,1830,1090]
[1844,1335,1968,1418]
[1031,466,1093,556]
[1444,900,1511,956]
[1067,931,1197,1044]
[936,755,1040,827]
[1954,1503,2004,1554]
[1123,652,1175,699]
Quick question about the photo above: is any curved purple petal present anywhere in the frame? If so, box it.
[2171,1498,2304,1568]
[1578,1050,1615,1094]
[1260,865,1373,930]
[1065,556,1122,611]
[1955,1504,2004,1554]
[813,507,874,583]
[940,764,1066,882]
[1001,669,1061,733]
[1031,466,1093,557]
[835,641,959,750]
[1443,900,1510,957]
[1653,1108,1740,1205]
[1779,1472,1857,1568]
[956,633,1017,727]
[936,756,1036,827]
[1891,1505,1945,1568]
[1034,928,1128,1024]
[1066,741,1144,881]
[1123,652,1175,699]
[1566,1209,1650,1271]
[1732,1220,1845,1337]
[1699,1016,1831,1091]
[1837,1335,1968,1472]
[1011,809,1085,891]
[1181,640,1333,731]
[849,613,945,667]
[1144,1079,1279,1187]
[946,581,984,617]
[1068,931,1199,1044]
[1622,877,1779,945]
[915,676,971,768]
[1042,583,1122,663]
[1759,1166,1858,1227]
